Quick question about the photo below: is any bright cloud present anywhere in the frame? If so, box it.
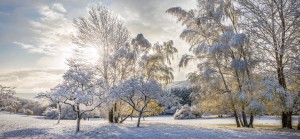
[52,3,67,13]
[0,69,65,93]
[14,3,74,56]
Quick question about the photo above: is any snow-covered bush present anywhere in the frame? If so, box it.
[190,105,202,118]
[42,108,59,119]
[32,104,47,116]
[42,105,78,120]
[83,109,101,119]
[17,108,24,113]
[164,105,181,115]
[60,105,78,120]
[24,109,33,115]
[0,107,5,111]
[5,106,16,114]
[174,105,196,119]
[22,102,46,116]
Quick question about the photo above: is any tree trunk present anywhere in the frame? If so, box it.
[282,112,287,128]
[108,107,113,123]
[248,113,254,128]
[286,111,293,129]
[233,109,241,127]
[239,115,244,127]
[113,102,119,123]
[276,55,291,129]
[282,111,293,129]
[137,111,143,127]
[76,107,81,133]
[242,105,248,127]
[119,109,134,124]
[297,115,300,130]
[57,104,61,124]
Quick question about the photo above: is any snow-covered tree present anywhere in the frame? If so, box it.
[0,85,16,107]
[36,84,69,124]
[169,87,193,106]
[238,0,300,129]
[72,4,178,124]
[113,34,177,84]
[72,5,130,123]
[111,77,172,127]
[291,57,300,130]
[167,0,259,127]
[37,47,106,133]
[109,33,177,123]
[62,56,105,132]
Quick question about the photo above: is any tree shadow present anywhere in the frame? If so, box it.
[75,123,201,139]
[2,128,47,139]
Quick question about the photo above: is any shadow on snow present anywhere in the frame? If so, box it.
[2,128,47,139]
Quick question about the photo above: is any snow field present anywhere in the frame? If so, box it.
[0,112,299,139]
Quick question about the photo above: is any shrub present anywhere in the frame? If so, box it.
[43,105,77,120]
[164,105,180,115]
[17,108,24,113]
[191,105,202,118]
[0,107,6,111]
[174,105,196,119]
[24,109,33,115]
[43,108,59,119]
[60,105,77,120]
[5,106,16,114]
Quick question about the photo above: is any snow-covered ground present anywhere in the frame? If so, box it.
[0,112,299,139]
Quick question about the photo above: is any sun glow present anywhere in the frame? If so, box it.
[81,46,100,65]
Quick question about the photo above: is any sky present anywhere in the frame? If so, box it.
[0,0,197,94]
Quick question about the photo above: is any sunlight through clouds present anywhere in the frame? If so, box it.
[0,0,197,94]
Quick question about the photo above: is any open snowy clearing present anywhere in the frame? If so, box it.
[0,112,299,139]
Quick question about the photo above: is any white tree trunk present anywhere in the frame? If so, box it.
[57,104,61,124]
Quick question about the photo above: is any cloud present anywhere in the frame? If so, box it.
[52,3,67,13]
[105,0,196,40]
[0,69,66,93]
[13,3,73,56]
[13,42,34,49]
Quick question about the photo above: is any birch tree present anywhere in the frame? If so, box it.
[238,0,300,129]
[167,0,259,127]
[122,34,177,84]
